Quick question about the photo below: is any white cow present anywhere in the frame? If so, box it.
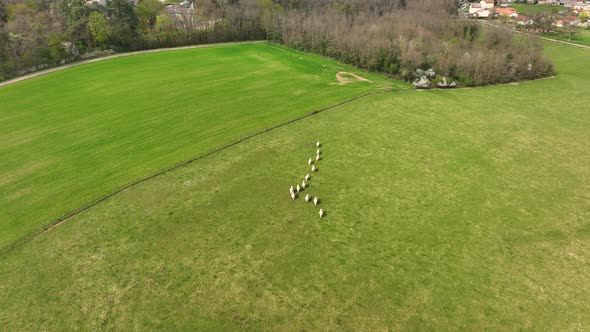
[313,197,319,205]
[305,194,310,202]
[311,165,316,172]
[308,158,313,165]
[296,184,301,193]
[301,181,306,189]
[305,174,310,181]
[316,141,321,147]
[291,192,296,200]
[319,209,325,218]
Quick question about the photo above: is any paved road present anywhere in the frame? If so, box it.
[0,41,265,88]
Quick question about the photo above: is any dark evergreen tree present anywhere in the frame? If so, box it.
[108,0,139,32]
[0,0,7,26]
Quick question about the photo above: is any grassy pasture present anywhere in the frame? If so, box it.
[511,3,565,15]
[0,42,405,249]
[544,29,590,47]
[0,43,588,330]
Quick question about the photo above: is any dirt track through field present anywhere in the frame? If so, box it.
[0,41,265,88]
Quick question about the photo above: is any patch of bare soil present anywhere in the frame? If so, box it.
[335,71,370,85]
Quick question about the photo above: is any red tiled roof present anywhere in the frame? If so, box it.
[496,8,516,14]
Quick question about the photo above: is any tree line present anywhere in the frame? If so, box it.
[0,0,264,80]
[259,0,552,86]
[0,0,552,86]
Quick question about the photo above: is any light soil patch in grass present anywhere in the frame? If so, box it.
[335,71,370,85]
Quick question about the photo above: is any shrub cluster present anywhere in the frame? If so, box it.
[261,0,552,86]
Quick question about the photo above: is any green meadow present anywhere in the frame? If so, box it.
[0,42,405,249]
[545,29,590,47]
[511,3,565,15]
[0,41,589,330]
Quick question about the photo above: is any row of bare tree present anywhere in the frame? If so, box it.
[0,0,552,85]
[258,0,552,86]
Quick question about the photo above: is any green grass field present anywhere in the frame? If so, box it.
[511,3,565,15]
[545,29,590,47]
[0,42,405,250]
[0,41,589,330]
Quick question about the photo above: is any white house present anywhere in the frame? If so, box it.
[469,0,495,17]
[481,0,495,9]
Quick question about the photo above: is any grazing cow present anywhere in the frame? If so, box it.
[291,192,296,200]
[305,174,310,181]
[305,194,310,202]
[290,186,294,194]
[317,149,321,155]
[311,165,316,172]
[315,155,320,161]
[313,197,319,205]
[308,158,313,165]
[296,184,301,193]
[319,209,325,218]
[316,141,321,147]
[301,181,306,189]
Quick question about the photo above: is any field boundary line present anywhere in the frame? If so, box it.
[0,41,266,88]
[0,87,413,256]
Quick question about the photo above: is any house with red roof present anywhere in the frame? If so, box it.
[496,7,519,18]
[468,0,496,18]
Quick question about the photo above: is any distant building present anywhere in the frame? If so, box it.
[516,15,534,25]
[560,0,590,11]
[469,0,495,18]
[165,1,197,28]
[166,1,195,17]
[496,7,519,18]
[552,16,582,27]
[482,0,496,9]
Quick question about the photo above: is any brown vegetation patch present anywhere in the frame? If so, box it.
[0,160,52,187]
[335,72,370,85]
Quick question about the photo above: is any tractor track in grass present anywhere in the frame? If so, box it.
[0,87,413,256]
